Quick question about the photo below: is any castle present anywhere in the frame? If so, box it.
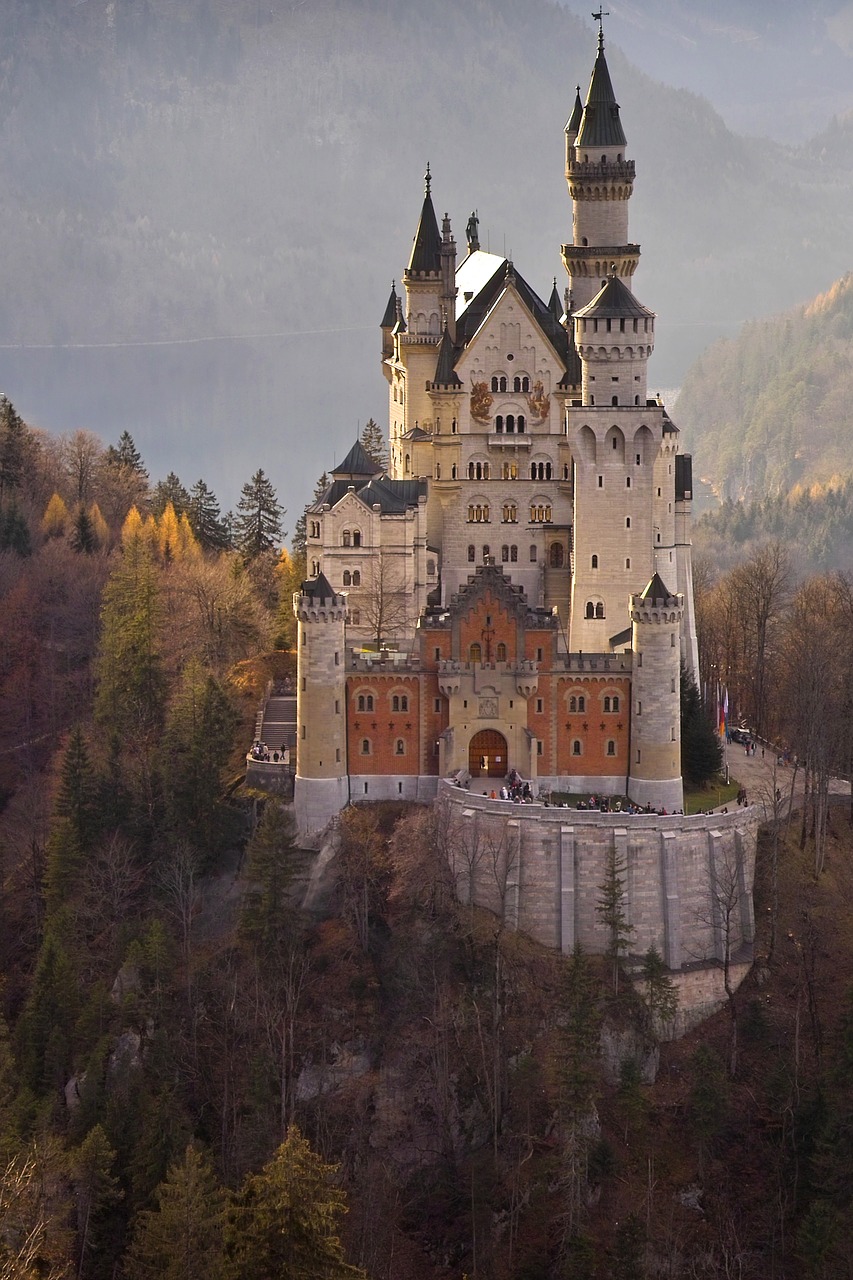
[293,25,701,839]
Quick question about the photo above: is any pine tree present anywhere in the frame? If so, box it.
[641,944,679,1033]
[239,803,302,953]
[153,473,191,519]
[106,430,148,481]
[188,479,231,552]
[95,534,166,740]
[124,1144,226,1280]
[557,943,601,1122]
[233,469,285,560]
[44,727,99,914]
[162,660,237,855]
[0,502,32,555]
[71,504,97,554]
[225,1124,366,1279]
[680,664,723,788]
[72,1124,123,1276]
[596,845,634,995]
[0,395,29,501]
[360,418,388,470]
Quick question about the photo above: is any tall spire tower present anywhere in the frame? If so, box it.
[562,17,639,311]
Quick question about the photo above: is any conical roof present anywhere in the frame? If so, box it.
[406,166,442,275]
[380,281,398,328]
[574,273,654,321]
[548,278,562,323]
[640,573,674,603]
[576,37,627,149]
[302,571,337,601]
[432,325,462,387]
[565,86,583,137]
[332,440,383,479]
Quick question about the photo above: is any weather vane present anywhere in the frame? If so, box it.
[592,8,609,44]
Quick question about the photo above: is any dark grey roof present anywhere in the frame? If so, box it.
[456,259,579,388]
[380,282,398,328]
[357,476,427,513]
[401,425,430,441]
[640,573,675,603]
[332,440,383,479]
[302,571,337,601]
[609,625,632,648]
[574,273,654,321]
[407,170,442,275]
[576,40,627,149]
[565,86,583,137]
[432,326,462,387]
[548,279,562,323]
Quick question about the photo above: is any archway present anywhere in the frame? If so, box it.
[469,729,508,778]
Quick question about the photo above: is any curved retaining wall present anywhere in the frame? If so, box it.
[439,781,760,1026]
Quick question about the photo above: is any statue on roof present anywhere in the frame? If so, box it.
[466,210,480,252]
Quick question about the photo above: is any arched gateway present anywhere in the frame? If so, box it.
[469,729,508,778]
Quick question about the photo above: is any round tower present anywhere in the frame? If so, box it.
[627,574,684,813]
[561,29,640,311]
[293,573,349,836]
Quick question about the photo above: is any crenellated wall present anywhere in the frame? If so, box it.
[439,780,759,1022]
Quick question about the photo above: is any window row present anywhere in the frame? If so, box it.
[590,555,631,569]
[491,375,531,393]
[342,570,361,586]
[495,414,526,434]
[584,601,605,618]
[468,504,554,524]
[468,543,539,563]
[568,739,618,756]
[468,642,509,663]
[341,529,362,547]
[567,694,619,712]
[360,738,407,755]
[355,693,409,712]
[309,520,320,538]
[530,504,552,523]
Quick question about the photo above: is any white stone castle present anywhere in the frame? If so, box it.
[294,25,701,838]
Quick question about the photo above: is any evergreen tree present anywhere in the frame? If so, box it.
[225,1124,366,1279]
[233,469,285,560]
[0,502,32,555]
[240,803,302,953]
[188,479,231,551]
[95,534,166,741]
[71,504,97,554]
[72,1124,123,1277]
[0,395,29,501]
[153,472,191,519]
[44,727,100,914]
[596,845,634,995]
[680,664,723,788]
[557,944,601,1122]
[162,660,237,855]
[105,430,148,481]
[124,1144,226,1280]
[641,944,679,1033]
[360,418,387,470]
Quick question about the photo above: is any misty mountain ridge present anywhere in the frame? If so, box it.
[1,0,853,521]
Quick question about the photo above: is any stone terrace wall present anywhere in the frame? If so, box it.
[441,782,759,980]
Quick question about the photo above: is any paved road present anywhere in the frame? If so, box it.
[716,740,850,819]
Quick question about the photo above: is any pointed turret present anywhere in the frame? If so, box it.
[407,165,442,276]
[440,211,457,340]
[561,27,639,311]
[548,278,562,324]
[381,281,398,359]
[431,325,461,389]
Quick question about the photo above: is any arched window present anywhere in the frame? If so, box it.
[468,462,475,479]
[595,602,605,618]
[470,643,482,663]
[395,739,405,755]
[501,545,509,562]
[353,531,361,547]
[361,739,371,755]
[491,376,499,392]
[342,530,351,547]
[585,601,595,619]
[546,462,552,479]
[343,570,352,586]
[604,696,611,712]
[468,544,475,561]
[483,462,490,479]
[451,464,458,479]
[505,415,514,433]
[625,558,630,570]
[550,543,564,568]
[578,695,586,712]
[607,740,616,756]
[482,545,490,561]
[499,376,507,392]
[435,463,441,479]
[513,376,521,392]
[518,415,526,433]
[510,545,518,561]
[591,554,598,569]
[352,570,361,586]
[497,642,507,661]
[563,464,570,480]
[572,739,582,756]
[496,415,504,433]
[522,376,530,392]
[357,693,374,712]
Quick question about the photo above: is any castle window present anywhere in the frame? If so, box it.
[482,545,490,561]
[435,697,442,711]
[598,476,603,488]
[537,740,543,755]
[530,545,537,562]
[392,694,409,712]
[591,554,598,569]
[342,530,351,546]
[468,462,475,479]
[336,748,341,761]
[491,376,499,392]
[595,603,605,618]
[361,739,371,755]
[343,571,352,586]
[585,602,595,618]
[522,376,530,392]
[427,560,435,575]
[497,642,507,661]
[572,740,582,756]
[502,545,509,562]
[506,415,515,433]
[671,633,676,647]
[496,416,504,433]
[550,543,564,568]
[470,643,482,663]
[514,376,521,392]
[536,698,543,713]
[395,739,405,755]
[352,571,360,585]
[468,544,475,561]
[637,700,642,715]
[499,376,507,392]
[351,609,360,624]
[353,531,361,547]
[301,725,306,739]
[607,740,616,756]
[518,416,525,433]
[637,455,642,465]
[563,464,570,480]
[604,696,611,712]
[359,694,375,712]
[452,464,458,479]
[612,396,618,406]
[511,545,518,561]
[626,517,631,528]
[435,463,441,479]
[452,418,457,433]
[626,477,631,488]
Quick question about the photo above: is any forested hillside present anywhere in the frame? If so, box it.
[3,0,853,518]
[5,400,853,1277]
[677,274,853,510]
